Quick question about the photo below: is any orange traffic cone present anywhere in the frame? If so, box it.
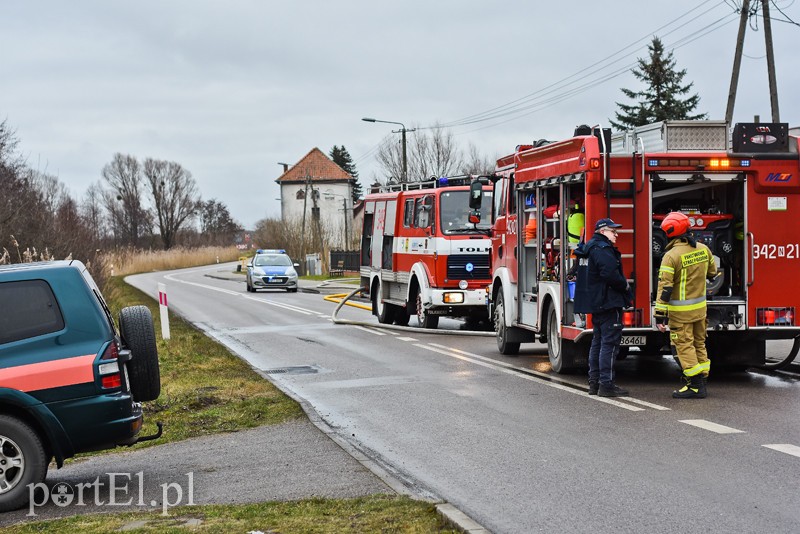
[525,217,537,243]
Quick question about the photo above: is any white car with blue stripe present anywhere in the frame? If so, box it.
[246,249,299,293]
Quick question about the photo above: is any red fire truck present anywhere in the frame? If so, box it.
[469,120,800,372]
[360,177,493,328]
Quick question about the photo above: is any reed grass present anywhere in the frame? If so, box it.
[104,246,242,276]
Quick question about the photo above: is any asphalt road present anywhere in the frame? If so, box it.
[119,264,800,534]
[0,419,390,527]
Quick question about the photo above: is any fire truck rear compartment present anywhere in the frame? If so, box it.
[650,175,746,305]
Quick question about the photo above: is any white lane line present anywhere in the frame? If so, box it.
[679,419,745,434]
[620,397,672,411]
[241,295,316,315]
[416,344,644,412]
[351,326,387,336]
[396,337,418,342]
[163,271,321,316]
[763,444,800,458]
[428,343,669,411]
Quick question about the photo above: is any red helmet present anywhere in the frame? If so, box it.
[661,211,690,238]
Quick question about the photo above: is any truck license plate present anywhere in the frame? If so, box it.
[620,335,645,346]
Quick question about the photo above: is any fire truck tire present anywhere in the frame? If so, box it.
[547,307,577,373]
[494,292,520,355]
[373,284,396,324]
[394,307,411,326]
[415,290,439,329]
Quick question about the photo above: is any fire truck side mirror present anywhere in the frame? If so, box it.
[469,180,483,209]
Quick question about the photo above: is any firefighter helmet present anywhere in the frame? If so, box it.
[661,211,690,238]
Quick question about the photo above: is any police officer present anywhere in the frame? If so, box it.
[654,212,718,399]
[574,218,632,397]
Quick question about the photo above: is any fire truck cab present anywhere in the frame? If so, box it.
[481,120,800,373]
[360,177,493,329]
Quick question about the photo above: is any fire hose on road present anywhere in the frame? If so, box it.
[328,286,494,337]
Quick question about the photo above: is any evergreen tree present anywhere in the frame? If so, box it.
[329,145,362,202]
[610,37,707,130]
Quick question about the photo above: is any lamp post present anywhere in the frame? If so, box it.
[362,117,415,183]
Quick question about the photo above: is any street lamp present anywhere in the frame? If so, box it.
[362,117,415,183]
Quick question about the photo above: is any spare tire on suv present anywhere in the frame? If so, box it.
[0,260,163,513]
[119,305,161,402]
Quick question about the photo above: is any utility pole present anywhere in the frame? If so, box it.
[342,197,348,250]
[762,0,780,122]
[725,0,780,124]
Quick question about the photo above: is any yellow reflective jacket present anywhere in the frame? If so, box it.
[655,238,717,323]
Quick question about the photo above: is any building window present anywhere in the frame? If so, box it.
[296,190,305,200]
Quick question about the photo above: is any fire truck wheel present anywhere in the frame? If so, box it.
[547,306,576,373]
[494,291,520,355]
[415,289,439,329]
[373,284,396,324]
[394,307,411,326]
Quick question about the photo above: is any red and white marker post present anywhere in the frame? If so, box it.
[158,283,170,340]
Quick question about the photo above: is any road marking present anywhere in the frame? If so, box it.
[763,444,800,458]
[619,397,671,411]
[417,344,644,411]
[397,337,418,342]
[428,343,668,411]
[351,326,387,335]
[163,271,322,316]
[679,419,745,434]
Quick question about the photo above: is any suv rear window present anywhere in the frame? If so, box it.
[0,280,65,344]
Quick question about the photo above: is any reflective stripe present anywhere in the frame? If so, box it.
[679,268,687,301]
[659,265,675,274]
[655,303,668,311]
[668,295,706,312]
[683,362,708,377]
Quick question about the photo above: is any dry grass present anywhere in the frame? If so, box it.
[104,246,242,276]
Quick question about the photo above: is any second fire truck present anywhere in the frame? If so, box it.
[469,120,800,372]
[360,177,493,329]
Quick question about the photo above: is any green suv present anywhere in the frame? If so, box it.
[0,261,162,511]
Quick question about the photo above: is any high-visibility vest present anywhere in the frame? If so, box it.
[567,212,585,243]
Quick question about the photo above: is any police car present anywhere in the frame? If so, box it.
[245,249,300,293]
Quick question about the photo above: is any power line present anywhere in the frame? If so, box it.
[432,0,725,129]
[449,12,737,136]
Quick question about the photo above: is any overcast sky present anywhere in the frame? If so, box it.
[2,1,798,229]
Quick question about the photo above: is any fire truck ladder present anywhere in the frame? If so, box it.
[603,132,644,289]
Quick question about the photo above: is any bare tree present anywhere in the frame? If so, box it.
[81,182,107,241]
[143,158,199,249]
[375,124,463,183]
[101,153,150,247]
[198,199,242,246]
[460,142,497,175]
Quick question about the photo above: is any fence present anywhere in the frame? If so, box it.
[329,250,359,275]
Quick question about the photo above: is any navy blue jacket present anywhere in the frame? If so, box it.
[573,233,631,314]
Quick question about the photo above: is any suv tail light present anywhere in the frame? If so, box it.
[98,341,122,389]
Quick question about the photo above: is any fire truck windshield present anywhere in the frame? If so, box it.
[440,190,491,234]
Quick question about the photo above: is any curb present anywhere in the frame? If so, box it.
[190,312,490,533]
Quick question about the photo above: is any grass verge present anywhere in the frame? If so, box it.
[3,495,460,533]
[99,276,304,448]
[35,275,457,533]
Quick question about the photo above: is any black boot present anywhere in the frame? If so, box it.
[598,383,629,397]
[588,380,599,396]
[672,375,706,399]
[696,375,708,398]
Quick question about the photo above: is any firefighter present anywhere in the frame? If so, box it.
[654,212,718,399]
[566,199,585,244]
